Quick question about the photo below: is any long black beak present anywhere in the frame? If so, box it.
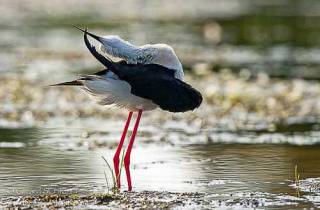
[73,25,102,42]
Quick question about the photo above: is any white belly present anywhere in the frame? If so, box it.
[81,76,157,111]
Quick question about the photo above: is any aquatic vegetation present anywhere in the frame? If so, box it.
[0,71,319,131]
[102,150,125,193]
[295,164,301,197]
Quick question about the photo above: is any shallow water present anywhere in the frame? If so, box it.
[1,126,320,208]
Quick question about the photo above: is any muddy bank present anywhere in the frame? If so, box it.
[0,191,206,210]
[2,189,319,209]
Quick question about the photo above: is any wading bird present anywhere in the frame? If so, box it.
[52,27,202,191]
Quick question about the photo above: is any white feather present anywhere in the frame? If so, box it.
[99,35,184,80]
[81,75,157,111]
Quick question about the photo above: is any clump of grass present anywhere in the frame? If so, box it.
[295,164,300,197]
[102,149,125,193]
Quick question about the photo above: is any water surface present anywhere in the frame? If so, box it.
[1,127,320,208]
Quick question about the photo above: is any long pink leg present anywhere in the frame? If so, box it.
[113,111,133,188]
[124,110,142,191]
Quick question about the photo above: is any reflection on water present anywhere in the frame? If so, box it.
[0,127,320,207]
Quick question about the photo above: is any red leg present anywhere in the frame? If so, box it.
[113,111,133,188]
[124,110,142,191]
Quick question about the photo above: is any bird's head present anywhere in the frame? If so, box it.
[139,44,184,80]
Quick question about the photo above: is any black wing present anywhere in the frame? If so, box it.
[127,71,202,112]
[83,32,202,112]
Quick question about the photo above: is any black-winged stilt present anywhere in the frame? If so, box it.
[52,27,202,191]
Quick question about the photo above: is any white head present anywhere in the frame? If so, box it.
[140,44,184,80]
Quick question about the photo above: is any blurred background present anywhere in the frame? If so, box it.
[0,0,320,208]
[1,0,320,127]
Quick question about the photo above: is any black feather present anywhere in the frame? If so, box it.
[83,30,203,112]
[124,69,202,112]
[83,32,117,72]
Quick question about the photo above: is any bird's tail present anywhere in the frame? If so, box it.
[50,80,83,86]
